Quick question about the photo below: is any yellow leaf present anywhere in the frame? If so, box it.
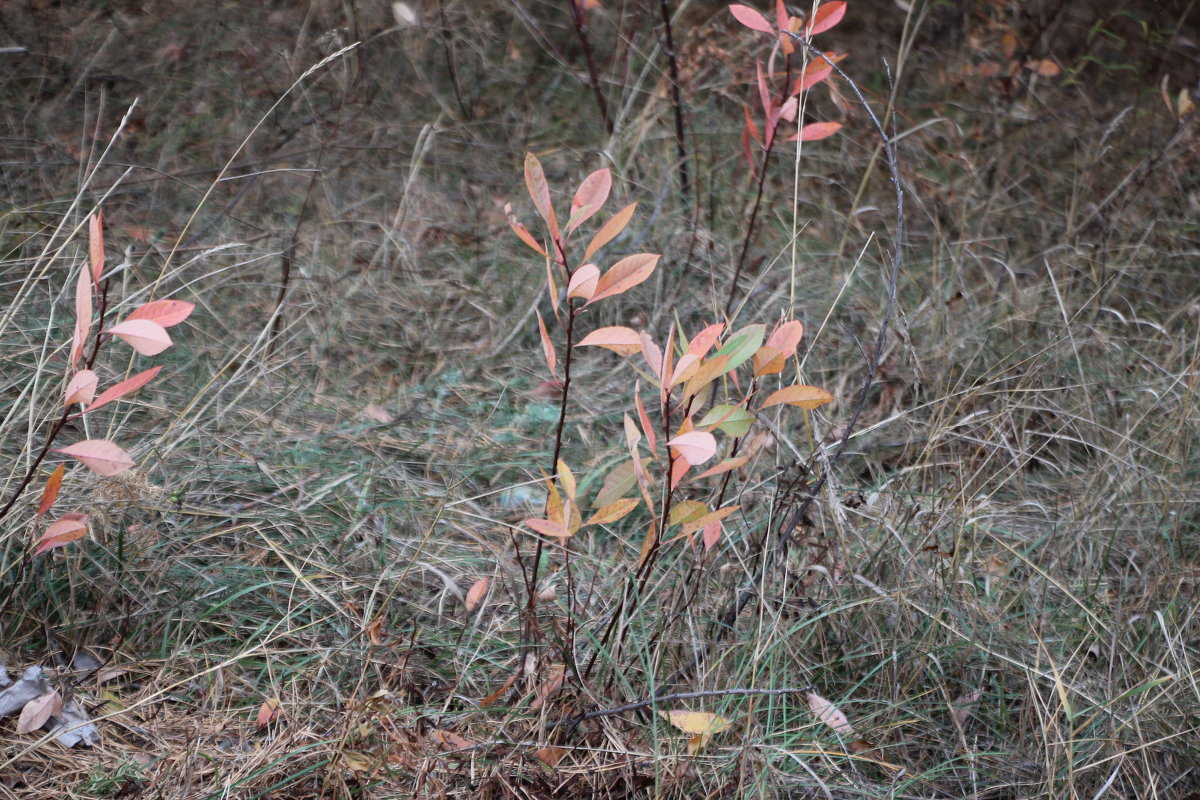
[660,709,731,735]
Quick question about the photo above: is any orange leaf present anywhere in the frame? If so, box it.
[681,354,731,399]
[533,746,567,767]
[124,299,195,328]
[583,202,637,263]
[506,203,548,256]
[575,326,642,356]
[667,431,717,466]
[805,1,846,36]
[680,504,740,537]
[106,319,172,356]
[687,322,726,358]
[1031,58,1061,77]
[760,385,833,410]
[729,4,772,33]
[81,366,162,415]
[64,369,98,407]
[88,211,104,285]
[586,253,659,306]
[256,697,283,727]
[478,671,517,707]
[585,497,640,526]
[35,465,65,521]
[523,517,572,539]
[35,512,88,554]
[54,440,135,476]
[566,168,611,234]
[465,578,489,612]
[535,310,556,375]
[692,456,749,481]
[634,385,657,452]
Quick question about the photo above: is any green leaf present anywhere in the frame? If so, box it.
[698,404,756,437]
[713,324,765,376]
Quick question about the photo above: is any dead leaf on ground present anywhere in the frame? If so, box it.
[807,692,855,736]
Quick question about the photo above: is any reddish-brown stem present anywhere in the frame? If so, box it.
[521,249,577,670]
[0,277,110,523]
[657,0,690,208]
[566,0,613,135]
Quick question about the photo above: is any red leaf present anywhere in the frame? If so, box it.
[524,152,560,241]
[71,268,92,370]
[64,369,98,407]
[80,366,162,416]
[729,4,773,33]
[805,1,846,36]
[790,121,842,142]
[583,202,637,262]
[35,465,65,521]
[106,319,172,356]
[88,211,104,285]
[670,452,691,490]
[535,310,557,375]
[793,62,833,95]
[124,299,195,328]
[585,253,659,306]
[35,512,88,555]
[575,326,642,356]
[567,264,599,300]
[55,440,135,476]
[566,168,612,234]
[702,520,723,550]
[256,697,283,727]
[667,431,717,466]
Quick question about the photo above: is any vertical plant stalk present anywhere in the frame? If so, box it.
[566,0,614,135]
[522,268,578,664]
[724,59,793,317]
[658,0,691,208]
[708,42,907,668]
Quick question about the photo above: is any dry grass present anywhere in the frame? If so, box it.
[0,0,1198,797]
